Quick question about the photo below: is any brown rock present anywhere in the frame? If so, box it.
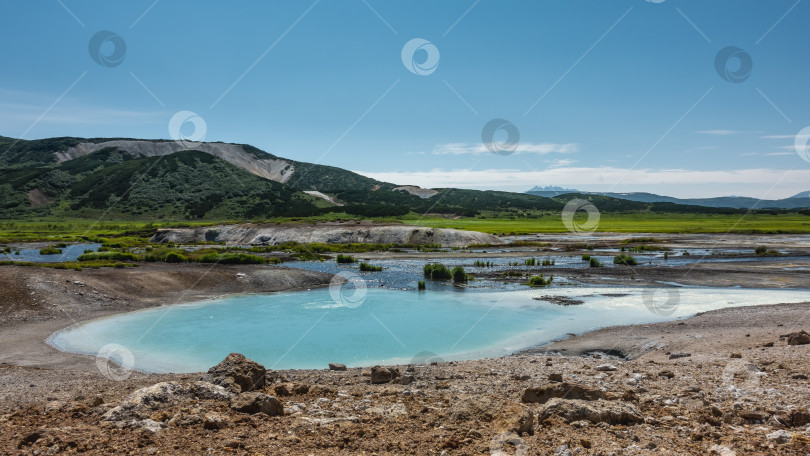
[538,398,644,425]
[328,363,347,371]
[202,353,266,393]
[370,366,399,384]
[229,392,283,416]
[203,412,229,430]
[521,382,605,404]
[730,353,742,359]
[548,373,563,383]
[787,330,810,346]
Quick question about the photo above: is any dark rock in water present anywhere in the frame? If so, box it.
[786,330,810,345]
[522,382,605,404]
[669,352,691,360]
[370,366,399,384]
[202,353,266,393]
[328,363,347,371]
[533,295,584,306]
[230,392,283,416]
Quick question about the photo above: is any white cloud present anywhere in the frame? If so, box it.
[761,134,796,139]
[767,152,794,156]
[546,158,576,168]
[432,142,577,156]
[354,167,810,199]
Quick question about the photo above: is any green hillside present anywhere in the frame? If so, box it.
[0,135,783,220]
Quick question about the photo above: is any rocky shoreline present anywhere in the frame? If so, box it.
[1,242,809,454]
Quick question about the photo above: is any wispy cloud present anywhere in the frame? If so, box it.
[546,158,576,168]
[761,134,796,139]
[432,142,577,156]
[697,130,744,136]
[767,151,794,156]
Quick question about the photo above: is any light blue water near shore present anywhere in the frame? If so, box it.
[49,286,810,373]
[0,243,100,262]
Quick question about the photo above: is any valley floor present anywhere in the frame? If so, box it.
[0,235,809,455]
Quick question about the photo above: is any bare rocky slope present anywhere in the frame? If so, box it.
[57,140,295,183]
[150,223,503,247]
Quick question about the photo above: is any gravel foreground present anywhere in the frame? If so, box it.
[0,258,809,454]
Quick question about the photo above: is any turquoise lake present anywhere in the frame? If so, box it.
[48,286,810,373]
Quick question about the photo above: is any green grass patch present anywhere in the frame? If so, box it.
[525,274,553,287]
[613,254,638,266]
[358,262,383,272]
[39,246,63,255]
[589,257,603,267]
[423,263,452,280]
[77,252,139,262]
[336,254,356,264]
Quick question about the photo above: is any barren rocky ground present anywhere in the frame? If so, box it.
[0,234,808,455]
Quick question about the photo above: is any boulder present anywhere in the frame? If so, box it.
[787,330,810,346]
[328,363,347,371]
[766,430,791,444]
[229,392,283,416]
[370,366,399,384]
[538,398,643,425]
[548,373,564,383]
[595,364,617,372]
[202,353,266,393]
[203,412,230,430]
[521,382,605,404]
[493,403,535,436]
[102,381,233,423]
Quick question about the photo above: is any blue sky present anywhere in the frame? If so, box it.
[1,0,809,198]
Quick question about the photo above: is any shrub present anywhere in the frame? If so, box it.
[336,254,356,264]
[589,257,603,267]
[359,262,383,272]
[451,266,471,283]
[526,274,553,287]
[77,252,139,262]
[423,263,452,280]
[754,246,780,256]
[613,254,638,266]
[164,252,188,263]
[581,254,591,261]
[198,253,267,264]
[524,258,537,266]
[417,280,426,290]
[542,258,555,266]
